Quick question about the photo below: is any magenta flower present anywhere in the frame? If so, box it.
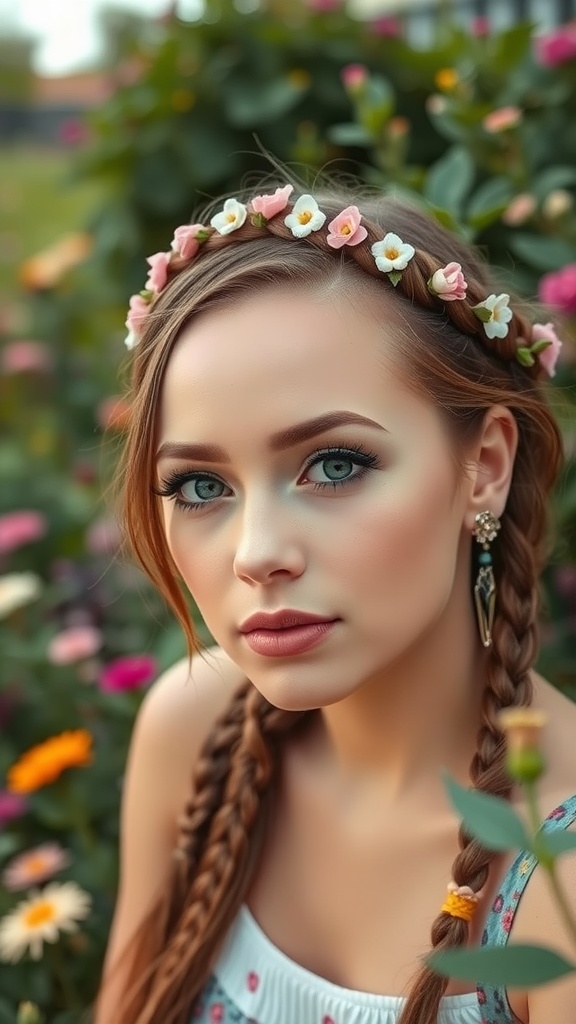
[538,264,576,316]
[0,341,51,375]
[428,262,468,301]
[535,25,576,67]
[47,625,103,666]
[327,206,368,248]
[370,16,400,36]
[249,185,294,220]
[145,251,171,293]
[471,16,490,36]
[99,654,158,693]
[0,511,46,555]
[305,0,342,10]
[172,224,207,260]
[531,322,563,378]
[0,791,27,826]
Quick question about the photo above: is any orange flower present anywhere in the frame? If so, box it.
[19,234,92,291]
[434,67,459,91]
[7,730,93,794]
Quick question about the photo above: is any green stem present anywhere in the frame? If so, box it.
[524,780,576,952]
[48,939,80,1008]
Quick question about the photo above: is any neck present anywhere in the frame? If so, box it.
[318,593,487,805]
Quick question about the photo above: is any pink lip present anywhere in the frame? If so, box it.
[239,610,335,632]
[239,610,339,659]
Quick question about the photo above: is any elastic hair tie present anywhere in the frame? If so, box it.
[441,882,479,923]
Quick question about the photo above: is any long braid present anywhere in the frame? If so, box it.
[123,683,307,1024]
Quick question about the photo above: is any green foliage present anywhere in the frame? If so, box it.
[429,945,576,987]
[1,0,576,1016]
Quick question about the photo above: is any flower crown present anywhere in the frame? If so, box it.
[124,184,562,378]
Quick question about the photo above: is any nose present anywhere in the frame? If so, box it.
[232,494,306,585]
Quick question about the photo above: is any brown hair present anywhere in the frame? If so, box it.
[101,185,563,1023]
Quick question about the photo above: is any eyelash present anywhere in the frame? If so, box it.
[155,443,381,513]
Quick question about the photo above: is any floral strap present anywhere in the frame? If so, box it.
[476,793,576,1024]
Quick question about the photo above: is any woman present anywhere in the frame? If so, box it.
[95,183,576,1024]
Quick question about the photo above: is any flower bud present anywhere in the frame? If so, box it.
[17,1004,42,1024]
[498,708,547,783]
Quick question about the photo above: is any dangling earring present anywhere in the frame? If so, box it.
[472,510,501,648]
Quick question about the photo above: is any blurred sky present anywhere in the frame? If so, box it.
[1,0,389,76]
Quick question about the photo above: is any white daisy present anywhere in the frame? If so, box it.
[371,232,415,273]
[209,198,247,235]
[284,194,327,237]
[0,882,91,962]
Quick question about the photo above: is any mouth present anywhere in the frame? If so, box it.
[239,610,338,633]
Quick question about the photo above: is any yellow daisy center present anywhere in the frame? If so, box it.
[385,246,399,260]
[341,224,352,235]
[298,211,312,225]
[24,900,56,929]
[226,213,237,223]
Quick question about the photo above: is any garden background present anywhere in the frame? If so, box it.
[1,0,576,1019]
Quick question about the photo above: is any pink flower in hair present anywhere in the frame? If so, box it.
[250,185,294,220]
[145,251,171,292]
[428,261,467,301]
[125,293,150,334]
[327,206,368,248]
[171,224,206,260]
[531,321,563,377]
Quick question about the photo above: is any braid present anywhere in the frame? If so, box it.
[123,682,307,1024]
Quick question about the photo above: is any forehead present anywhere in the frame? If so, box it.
[158,287,430,443]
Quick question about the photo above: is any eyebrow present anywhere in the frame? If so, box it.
[156,411,387,463]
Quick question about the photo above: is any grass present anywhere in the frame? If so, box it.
[0,144,102,296]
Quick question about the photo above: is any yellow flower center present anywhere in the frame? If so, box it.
[226,213,237,223]
[341,224,351,235]
[24,900,56,929]
[22,855,49,877]
[385,246,399,260]
[298,211,313,225]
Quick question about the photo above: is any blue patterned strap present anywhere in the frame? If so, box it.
[476,793,576,1024]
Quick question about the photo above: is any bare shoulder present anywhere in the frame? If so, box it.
[531,671,576,802]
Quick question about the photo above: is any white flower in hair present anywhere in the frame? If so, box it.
[473,293,513,340]
[210,198,247,235]
[371,232,415,272]
[284,194,327,237]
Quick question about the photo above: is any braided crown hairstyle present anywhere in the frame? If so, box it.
[103,183,563,1024]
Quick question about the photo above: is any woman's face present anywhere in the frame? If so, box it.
[156,286,474,710]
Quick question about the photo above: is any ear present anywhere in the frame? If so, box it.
[463,405,518,531]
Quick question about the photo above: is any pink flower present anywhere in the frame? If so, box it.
[0,511,46,554]
[305,0,342,10]
[58,119,89,146]
[0,340,51,375]
[471,16,490,36]
[531,321,563,377]
[340,64,368,92]
[538,264,576,315]
[0,790,27,826]
[501,192,537,226]
[246,970,259,992]
[172,224,206,260]
[250,185,294,220]
[535,24,576,67]
[99,654,158,693]
[2,842,71,891]
[125,293,150,334]
[370,16,400,36]
[502,908,514,932]
[47,625,103,665]
[145,251,171,293]
[428,262,467,301]
[209,1004,224,1024]
[327,206,368,248]
[86,516,122,556]
[482,106,522,133]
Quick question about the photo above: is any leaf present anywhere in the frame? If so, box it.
[428,944,576,987]
[532,167,576,203]
[444,774,531,851]
[508,233,576,272]
[424,146,475,218]
[466,177,514,229]
[542,830,576,857]
[327,122,372,147]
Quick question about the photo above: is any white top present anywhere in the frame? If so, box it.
[209,905,483,1024]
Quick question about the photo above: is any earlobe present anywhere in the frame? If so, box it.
[464,406,518,529]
